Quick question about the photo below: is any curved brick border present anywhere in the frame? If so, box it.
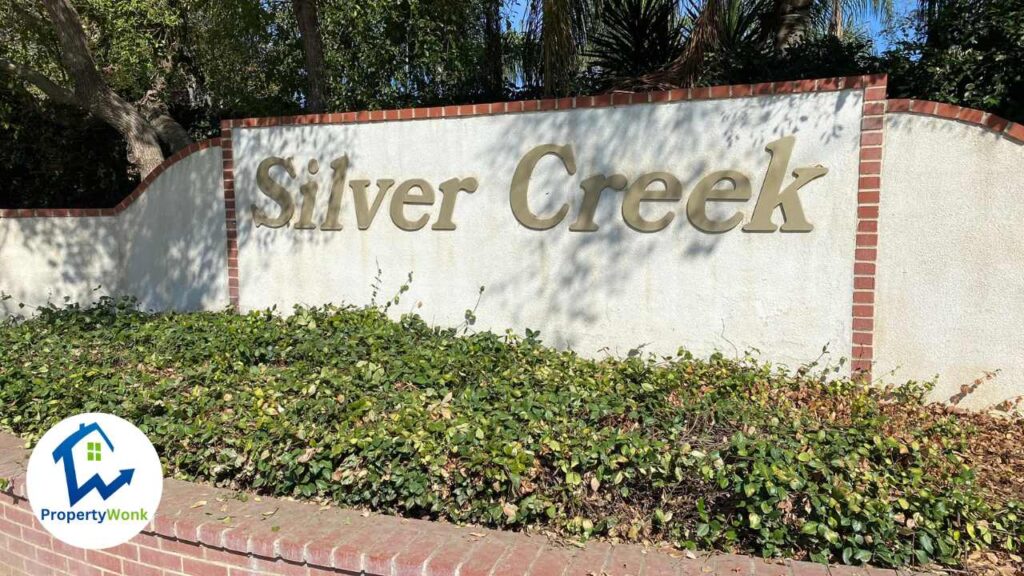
[0,432,919,576]
[0,138,222,220]
[887,99,1024,144]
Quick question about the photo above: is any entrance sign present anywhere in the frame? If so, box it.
[232,90,862,368]
[6,76,1024,409]
[251,136,828,234]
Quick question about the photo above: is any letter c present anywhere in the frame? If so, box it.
[509,144,576,230]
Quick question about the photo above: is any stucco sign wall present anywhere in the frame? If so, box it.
[3,75,1024,408]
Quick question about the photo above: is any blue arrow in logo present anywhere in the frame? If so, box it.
[51,422,135,507]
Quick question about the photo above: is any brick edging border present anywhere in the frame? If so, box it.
[0,432,919,576]
[219,75,885,129]
[887,99,1024,144]
[0,138,222,219]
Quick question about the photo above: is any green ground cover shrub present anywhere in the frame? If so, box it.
[0,297,1021,570]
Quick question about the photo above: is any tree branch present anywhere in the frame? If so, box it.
[0,58,76,106]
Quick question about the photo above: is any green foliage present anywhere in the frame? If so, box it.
[884,0,1024,122]
[0,297,1020,569]
[584,0,683,88]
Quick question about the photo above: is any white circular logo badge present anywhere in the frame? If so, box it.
[26,413,163,549]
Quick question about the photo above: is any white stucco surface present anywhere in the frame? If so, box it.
[875,114,1024,408]
[0,147,228,318]
[120,147,229,311]
[234,91,863,367]
[0,217,121,317]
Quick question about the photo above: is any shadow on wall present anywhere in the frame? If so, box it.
[232,88,862,364]
[0,146,229,317]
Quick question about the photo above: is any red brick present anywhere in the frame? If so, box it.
[934,102,960,119]
[667,89,688,101]
[458,537,512,576]
[389,529,447,576]
[66,559,105,576]
[330,524,413,573]
[844,76,866,89]
[854,276,875,290]
[8,536,35,559]
[789,560,829,576]
[710,85,730,99]
[957,107,985,124]
[859,147,882,161]
[556,97,574,109]
[983,114,1009,132]
[107,542,139,560]
[639,550,678,576]
[855,248,877,262]
[491,540,543,576]
[856,233,878,247]
[53,539,87,560]
[202,546,251,567]
[910,100,937,115]
[1006,122,1024,144]
[817,77,842,91]
[183,557,230,576]
[863,102,885,115]
[606,544,646,576]
[649,91,671,103]
[852,305,874,318]
[528,544,574,576]
[864,86,886,101]
[35,548,67,571]
[858,205,879,219]
[853,331,873,346]
[4,504,34,526]
[593,94,612,107]
[795,78,818,92]
[423,535,479,576]
[858,175,881,190]
[139,545,183,571]
[859,161,882,175]
[713,553,753,575]
[751,558,790,576]
[122,559,164,576]
[852,318,874,332]
[563,541,612,576]
[86,550,122,572]
[827,566,868,576]
[731,84,753,97]
[852,345,872,360]
[691,86,711,99]
[248,556,308,576]
[850,360,872,375]
[611,93,632,106]
[860,132,883,147]
[20,527,50,549]
[20,557,52,576]
[861,117,884,131]
[774,81,796,94]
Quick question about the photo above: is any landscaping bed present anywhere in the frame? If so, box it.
[0,298,1021,573]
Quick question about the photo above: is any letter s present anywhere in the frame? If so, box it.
[251,157,297,228]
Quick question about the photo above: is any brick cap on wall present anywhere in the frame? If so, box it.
[0,432,929,576]
[0,138,222,220]
[221,74,888,130]
[887,99,1024,144]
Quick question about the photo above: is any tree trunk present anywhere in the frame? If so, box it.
[542,0,575,97]
[773,0,814,49]
[39,0,165,176]
[292,0,329,112]
[483,0,504,100]
[829,0,844,38]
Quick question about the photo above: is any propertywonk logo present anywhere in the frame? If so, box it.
[26,413,163,549]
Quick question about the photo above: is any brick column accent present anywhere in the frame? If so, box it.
[220,122,240,311]
[851,76,888,379]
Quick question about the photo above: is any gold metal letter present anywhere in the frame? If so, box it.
[509,144,576,230]
[252,157,297,228]
[390,179,436,231]
[350,179,395,230]
[432,177,479,231]
[569,174,627,232]
[295,159,320,230]
[686,170,752,233]
[743,136,828,233]
[321,156,348,231]
[622,172,683,233]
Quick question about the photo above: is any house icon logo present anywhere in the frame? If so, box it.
[52,422,135,507]
[26,413,163,550]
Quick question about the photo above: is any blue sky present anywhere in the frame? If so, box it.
[506,0,918,54]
